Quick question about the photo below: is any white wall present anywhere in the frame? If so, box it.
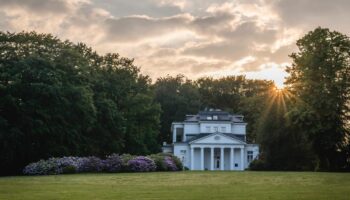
[233,149,244,170]
[192,134,243,144]
[232,124,246,135]
[173,144,190,168]
[199,122,232,133]
[184,123,200,135]
[245,144,259,168]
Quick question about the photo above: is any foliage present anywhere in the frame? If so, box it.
[248,159,267,171]
[153,75,201,143]
[104,154,122,172]
[127,156,157,172]
[285,27,350,171]
[149,153,181,171]
[0,31,161,175]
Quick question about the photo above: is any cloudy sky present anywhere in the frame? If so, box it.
[1,0,350,87]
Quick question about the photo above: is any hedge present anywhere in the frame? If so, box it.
[23,153,183,175]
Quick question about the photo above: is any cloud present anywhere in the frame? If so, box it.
[273,0,350,34]
[103,14,193,42]
[1,0,350,86]
[94,0,182,18]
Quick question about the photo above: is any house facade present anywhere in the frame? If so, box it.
[162,109,259,170]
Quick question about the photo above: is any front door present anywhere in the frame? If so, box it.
[215,151,220,170]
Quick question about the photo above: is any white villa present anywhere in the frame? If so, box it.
[162,109,259,170]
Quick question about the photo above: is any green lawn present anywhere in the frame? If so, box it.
[0,171,349,200]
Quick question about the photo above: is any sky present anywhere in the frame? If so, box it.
[1,0,350,88]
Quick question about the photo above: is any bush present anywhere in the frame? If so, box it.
[127,156,156,172]
[62,165,76,174]
[104,154,122,172]
[79,156,105,172]
[23,159,57,175]
[23,153,182,175]
[162,153,183,170]
[164,156,178,171]
[249,159,267,171]
[149,154,167,171]
[120,154,135,172]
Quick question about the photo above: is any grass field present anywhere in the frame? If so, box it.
[0,171,350,200]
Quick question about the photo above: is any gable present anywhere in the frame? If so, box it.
[189,133,245,145]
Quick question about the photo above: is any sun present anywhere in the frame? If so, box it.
[273,86,284,93]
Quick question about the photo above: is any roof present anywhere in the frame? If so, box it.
[184,109,245,123]
[187,132,246,143]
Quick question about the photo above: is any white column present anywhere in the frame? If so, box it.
[200,147,204,170]
[240,147,244,170]
[220,147,224,170]
[190,147,194,170]
[173,129,176,143]
[230,148,234,170]
[210,147,214,170]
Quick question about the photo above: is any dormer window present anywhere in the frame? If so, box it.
[213,115,218,120]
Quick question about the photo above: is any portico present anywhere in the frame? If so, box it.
[190,145,245,170]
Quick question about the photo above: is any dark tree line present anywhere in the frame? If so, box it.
[0,27,349,175]
[0,32,160,175]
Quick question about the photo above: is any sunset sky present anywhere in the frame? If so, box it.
[1,0,350,87]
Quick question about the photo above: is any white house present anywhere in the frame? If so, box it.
[162,109,259,170]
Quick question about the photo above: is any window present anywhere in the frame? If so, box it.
[213,126,218,132]
[175,128,184,142]
[206,126,211,132]
[180,150,186,154]
[176,134,183,142]
[221,127,226,133]
[207,116,212,120]
[213,115,218,120]
[247,151,253,163]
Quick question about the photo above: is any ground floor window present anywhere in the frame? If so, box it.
[247,151,253,163]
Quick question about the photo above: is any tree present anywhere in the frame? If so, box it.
[256,88,314,170]
[153,75,201,143]
[285,27,350,170]
[0,31,161,174]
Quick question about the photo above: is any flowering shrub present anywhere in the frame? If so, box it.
[149,154,167,171]
[164,156,178,171]
[79,156,105,172]
[127,156,156,172]
[23,153,181,175]
[149,154,181,171]
[120,154,135,171]
[104,154,122,172]
[23,159,57,175]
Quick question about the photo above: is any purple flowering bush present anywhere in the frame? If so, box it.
[164,156,178,171]
[149,154,182,171]
[23,153,182,175]
[79,156,105,172]
[127,156,156,172]
[104,154,122,172]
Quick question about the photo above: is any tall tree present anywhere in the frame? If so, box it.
[0,31,161,174]
[285,27,350,170]
[153,75,201,143]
